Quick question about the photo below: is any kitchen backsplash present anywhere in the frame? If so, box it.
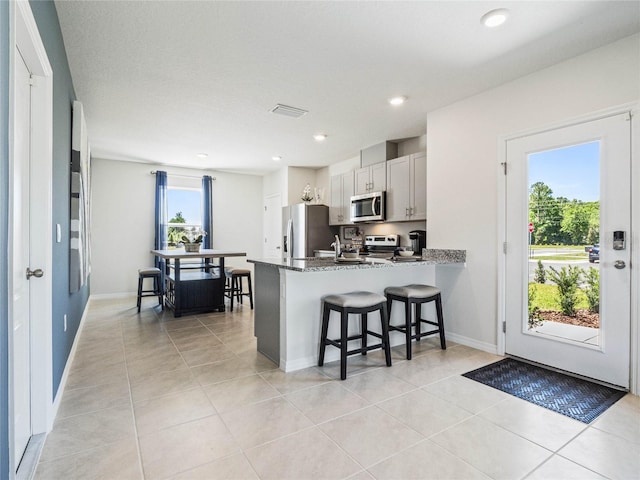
[341,220,427,249]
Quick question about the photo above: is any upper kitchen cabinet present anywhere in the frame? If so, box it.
[386,152,426,222]
[330,171,354,225]
[354,162,386,195]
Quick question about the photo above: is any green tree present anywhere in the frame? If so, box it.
[170,212,186,223]
[561,200,590,244]
[529,182,563,244]
[168,211,186,245]
[586,202,600,245]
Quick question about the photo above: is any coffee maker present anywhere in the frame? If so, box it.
[409,230,426,254]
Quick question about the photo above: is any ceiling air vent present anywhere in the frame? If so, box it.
[270,104,308,118]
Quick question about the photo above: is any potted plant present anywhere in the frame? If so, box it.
[180,227,207,252]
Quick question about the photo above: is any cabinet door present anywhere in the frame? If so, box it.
[410,153,426,220]
[370,162,386,192]
[385,156,411,222]
[354,167,371,195]
[329,175,343,225]
[341,171,354,224]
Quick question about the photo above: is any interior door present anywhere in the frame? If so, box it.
[505,113,631,388]
[263,193,282,258]
[12,46,33,468]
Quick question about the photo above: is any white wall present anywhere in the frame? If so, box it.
[426,35,639,354]
[287,167,318,205]
[90,159,263,295]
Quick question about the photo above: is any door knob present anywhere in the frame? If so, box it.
[26,268,44,279]
[614,260,626,269]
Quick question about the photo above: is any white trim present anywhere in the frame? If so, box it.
[630,108,639,395]
[90,292,137,300]
[9,1,54,476]
[497,104,638,394]
[51,300,90,420]
[496,137,507,356]
[446,332,500,356]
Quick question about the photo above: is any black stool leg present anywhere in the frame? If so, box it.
[380,304,392,367]
[340,310,348,380]
[237,276,244,305]
[137,276,143,312]
[436,293,446,349]
[247,275,254,309]
[230,276,236,312]
[361,312,368,355]
[318,304,330,366]
[404,298,412,360]
[415,302,422,341]
[155,275,163,308]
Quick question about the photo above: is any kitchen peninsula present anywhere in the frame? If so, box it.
[248,250,465,372]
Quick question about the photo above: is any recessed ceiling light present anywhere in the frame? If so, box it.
[313,134,327,142]
[481,8,509,28]
[196,153,208,158]
[389,96,407,106]
[272,156,282,161]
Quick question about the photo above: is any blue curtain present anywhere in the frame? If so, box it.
[154,171,168,290]
[202,175,213,249]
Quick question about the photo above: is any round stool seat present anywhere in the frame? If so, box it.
[324,291,386,309]
[384,284,440,299]
[138,267,161,276]
[231,268,251,276]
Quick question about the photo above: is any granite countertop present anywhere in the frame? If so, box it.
[248,249,466,272]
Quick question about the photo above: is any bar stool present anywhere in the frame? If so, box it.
[225,268,253,312]
[137,267,163,312]
[318,291,392,380]
[384,284,446,360]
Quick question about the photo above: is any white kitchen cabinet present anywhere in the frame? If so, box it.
[385,152,426,222]
[354,162,386,195]
[329,171,354,225]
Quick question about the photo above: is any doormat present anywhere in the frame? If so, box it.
[462,358,626,423]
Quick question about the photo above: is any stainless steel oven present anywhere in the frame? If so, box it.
[350,191,385,223]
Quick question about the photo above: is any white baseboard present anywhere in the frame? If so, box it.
[446,332,499,355]
[51,297,91,420]
[90,291,136,300]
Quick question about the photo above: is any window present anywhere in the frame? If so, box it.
[167,187,202,248]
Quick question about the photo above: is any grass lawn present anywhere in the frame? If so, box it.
[533,254,588,261]
[530,245,588,251]
[529,283,589,311]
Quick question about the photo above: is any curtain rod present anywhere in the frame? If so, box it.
[150,171,216,181]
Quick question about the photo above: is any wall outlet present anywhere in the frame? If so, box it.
[64,314,67,332]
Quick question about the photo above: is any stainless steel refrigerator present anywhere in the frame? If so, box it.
[282,204,334,259]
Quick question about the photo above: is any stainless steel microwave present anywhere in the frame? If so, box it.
[350,191,385,223]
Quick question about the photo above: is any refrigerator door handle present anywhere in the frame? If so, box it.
[285,219,293,258]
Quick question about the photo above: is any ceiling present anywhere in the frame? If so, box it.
[54,1,640,175]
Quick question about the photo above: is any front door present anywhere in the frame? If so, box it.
[504,112,631,388]
[12,46,33,468]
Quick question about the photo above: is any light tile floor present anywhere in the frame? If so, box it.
[35,297,640,480]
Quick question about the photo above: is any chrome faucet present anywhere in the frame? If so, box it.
[331,235,342,260]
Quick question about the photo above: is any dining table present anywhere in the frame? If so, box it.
[151,249,247,317]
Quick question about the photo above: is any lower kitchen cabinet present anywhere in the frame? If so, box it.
[386,152,426,222]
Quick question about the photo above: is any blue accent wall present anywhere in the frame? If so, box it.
[29,0,89,398]
[1,1,10,477]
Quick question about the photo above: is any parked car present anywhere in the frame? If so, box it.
[588,244,600,263]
